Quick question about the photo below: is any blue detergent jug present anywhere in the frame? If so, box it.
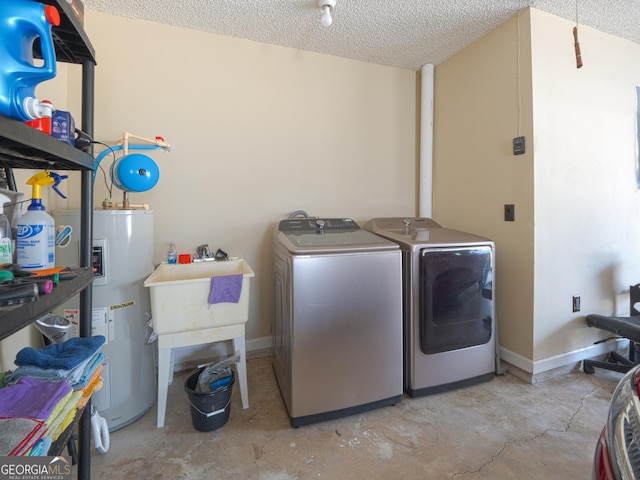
[0,0,60,122]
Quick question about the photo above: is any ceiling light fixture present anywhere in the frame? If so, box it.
[318,0,336,27]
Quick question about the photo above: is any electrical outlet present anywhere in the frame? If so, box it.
[504,204,515,221]
[513,136,525,155]
[572,295,581,312]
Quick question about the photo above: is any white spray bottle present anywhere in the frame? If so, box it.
[17,171,67,270]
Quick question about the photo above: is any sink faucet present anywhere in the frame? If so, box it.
[193,244,215,262]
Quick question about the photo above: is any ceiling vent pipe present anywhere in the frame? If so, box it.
[419,63,435,218]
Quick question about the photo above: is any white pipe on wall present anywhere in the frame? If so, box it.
[419,63,434,218]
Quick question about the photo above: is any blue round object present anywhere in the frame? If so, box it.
[111,153,160,193]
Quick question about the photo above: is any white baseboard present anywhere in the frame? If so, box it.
[499,338,628,375]
[171,334,625,379]
[246,336,272,352]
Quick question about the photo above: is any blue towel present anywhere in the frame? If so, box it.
[15,335,105,370]
[71,352,105,390]
[3,351,104,387]
[28,436,52,456]
[3,365,67,386]
[208,274,243,305]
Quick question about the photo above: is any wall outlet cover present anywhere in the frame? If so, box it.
[513,136,525,155]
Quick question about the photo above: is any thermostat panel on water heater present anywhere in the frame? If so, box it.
[92,238,108,286]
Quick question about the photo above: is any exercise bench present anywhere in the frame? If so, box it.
[583,284,640,374]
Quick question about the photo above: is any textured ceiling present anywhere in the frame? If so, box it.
[84,0,640,71]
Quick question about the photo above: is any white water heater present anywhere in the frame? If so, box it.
[51,209,156,431]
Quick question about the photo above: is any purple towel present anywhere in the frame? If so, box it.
[15,335,105,370]
[208,274,243,305]
[0,377,72,420]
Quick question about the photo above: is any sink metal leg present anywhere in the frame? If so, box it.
[157,346,172,428]
[233,336,249,409]
[168,348,175,385]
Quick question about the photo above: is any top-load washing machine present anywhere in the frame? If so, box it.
[365,217,497,397]
[272,217,403,426]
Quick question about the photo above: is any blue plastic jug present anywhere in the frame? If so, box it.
[0,0,60,122]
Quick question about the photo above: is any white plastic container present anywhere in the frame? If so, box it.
[0,216,12,265]
[0,193,12,264]
[17,208,54,269]
[144,259,254,335]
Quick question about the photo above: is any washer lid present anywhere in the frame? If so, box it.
[364,217,493,250]
[277,218,398,254]
[278,218,360,234]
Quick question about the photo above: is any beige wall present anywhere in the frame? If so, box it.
[433,11,535,360]
[530,9,640,362]
[0,10,417,368]
[434,7,640,374]
[5,6,638,376]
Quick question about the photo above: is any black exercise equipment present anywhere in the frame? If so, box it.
[583,284,640,375]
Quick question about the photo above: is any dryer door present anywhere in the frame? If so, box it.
[419,246,493,354]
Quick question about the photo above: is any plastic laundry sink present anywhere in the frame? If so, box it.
[144,258,255,335]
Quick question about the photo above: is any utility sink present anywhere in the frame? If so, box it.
[144,258,255,335]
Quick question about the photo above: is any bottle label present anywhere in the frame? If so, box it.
[0,238,11,264]
[17,224,45,239]
[17,221,54,269]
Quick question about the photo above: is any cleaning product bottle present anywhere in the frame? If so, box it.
[17,171,67,270]
[0,0,60,122]
[168,241,177,264]
[0,194,13,265]
[25,99,54,134]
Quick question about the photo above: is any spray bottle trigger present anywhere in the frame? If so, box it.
[49,173,68,199]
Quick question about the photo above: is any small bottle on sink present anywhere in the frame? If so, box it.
[167,241,177,264]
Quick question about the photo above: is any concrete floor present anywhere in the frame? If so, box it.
[87,356,620,479]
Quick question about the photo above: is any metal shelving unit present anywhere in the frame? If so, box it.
[0,269,93,340]
[0,115,94,170]
[0,1,96,478]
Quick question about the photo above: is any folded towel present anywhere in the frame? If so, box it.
[71,352,105,390]
[0,417,46,456]
[43,390,73,429]
[208,274,243,305]
[77,366,103,410]
[15,335,105,370]
[0,377,72,420]
[10,421,46,456]
[48,390,81,441]
[28,436,52,456]
[3,365,68,385]
[3,351,102,387]
[48,390,82,441]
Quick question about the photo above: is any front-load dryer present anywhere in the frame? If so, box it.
[365,217,497,397]
[272,217,403,426]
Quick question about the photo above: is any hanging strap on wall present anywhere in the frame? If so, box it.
[573,0,583,68]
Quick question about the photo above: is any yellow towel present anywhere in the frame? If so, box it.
[55,406,78,440]
[48,390,82,441]
[44,390,72,429]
